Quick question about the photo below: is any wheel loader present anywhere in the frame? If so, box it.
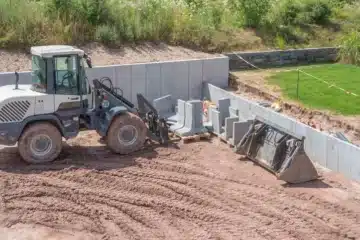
[0,45,169,164]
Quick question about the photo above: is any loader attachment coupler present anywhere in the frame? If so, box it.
[234,116,319,184]
[136,94,170,144]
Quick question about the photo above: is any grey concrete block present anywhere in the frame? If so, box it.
[249,103,270,120]
[153,94,175,119]
[337,141,360,181]
[325,136,340,172]
[229,106,238,118]
[224,117,238,140]
[145,62,162,102]
[175,100,207,136]
[131,64,147,106]
[86,66,116,85]
[267,110,294,132]
[218,98,231,126]
[161,61,189,101]
[0,72,29,86]
[232,120,252,146]
[115,65,132,101]
[188,60,204,100]
[18,72,32,84]
[202,57,229,88]
[169,99,186,132]
[210,108,221,135]
[304,126,327,167]
[291,121,308,137]
[236,98,252,121]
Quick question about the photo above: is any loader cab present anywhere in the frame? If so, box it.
[30,45,93,112]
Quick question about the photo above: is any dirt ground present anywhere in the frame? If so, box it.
[1,44,360,240]
[0,131,359,240]
[230,70,360,145]
[0,42,219,72]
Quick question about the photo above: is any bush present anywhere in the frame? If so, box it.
[297,0,332,25]
[266,0,301,26]
[95,25,118,45]
[229,0,271,27]
[338,30,360,65]
[266,0,332,26]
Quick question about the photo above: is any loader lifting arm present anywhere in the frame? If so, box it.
[92,78,170,144]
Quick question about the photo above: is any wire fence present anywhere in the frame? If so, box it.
[232,52,360,100]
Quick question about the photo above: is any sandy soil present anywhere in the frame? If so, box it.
[0,42,219,72]
[0,132,359,240]
[230,70,360,145]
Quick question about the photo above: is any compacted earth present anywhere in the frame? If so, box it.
[0,132,359,240]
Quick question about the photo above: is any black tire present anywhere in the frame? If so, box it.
[18,122,63,164]
[106,112,147,154]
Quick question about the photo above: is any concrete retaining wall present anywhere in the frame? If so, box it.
[202,83,360,182]
[225,47,339,70]
[0,56,229,104]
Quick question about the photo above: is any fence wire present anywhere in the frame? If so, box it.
[231,52,359,98]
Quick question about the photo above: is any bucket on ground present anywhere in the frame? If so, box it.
[234,116,319,184]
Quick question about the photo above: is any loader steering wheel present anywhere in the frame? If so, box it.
[61,71,75,88]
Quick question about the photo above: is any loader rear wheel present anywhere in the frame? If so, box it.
[18,122,62,164]
[106,112,147,154]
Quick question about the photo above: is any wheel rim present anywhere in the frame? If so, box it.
[117,125,138,146]
[30,134,53,157]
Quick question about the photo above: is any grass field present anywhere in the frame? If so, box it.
[267,63,360,115]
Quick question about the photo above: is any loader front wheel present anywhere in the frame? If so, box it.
[18,122,63,164]
[106,112,147,154]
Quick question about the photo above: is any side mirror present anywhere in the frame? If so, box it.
[84,54,92,68]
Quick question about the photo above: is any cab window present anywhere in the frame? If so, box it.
[54,55,79,95]
[31,55,47,93]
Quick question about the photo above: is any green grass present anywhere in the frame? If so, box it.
[267,63,360,115]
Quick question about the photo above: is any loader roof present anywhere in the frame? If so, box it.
[31,45,84,58]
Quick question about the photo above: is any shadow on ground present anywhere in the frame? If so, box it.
[0,140,180,174]
[238,156,332,189]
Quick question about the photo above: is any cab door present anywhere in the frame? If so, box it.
[53,55,81,136]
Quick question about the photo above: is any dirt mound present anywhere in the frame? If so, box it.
[0,132,359,240]
[0,42,218,72]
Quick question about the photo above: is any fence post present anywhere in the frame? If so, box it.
[297,69,300,100]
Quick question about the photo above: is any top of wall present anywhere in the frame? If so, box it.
[0,55,229,75]
[224,47,339,71]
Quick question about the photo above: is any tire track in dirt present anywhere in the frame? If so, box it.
[1,141,360,240]
[123,160,341,240]
[46,163,295,239]
[122,156,360,240]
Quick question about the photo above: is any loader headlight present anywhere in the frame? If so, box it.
[102,99,110,108]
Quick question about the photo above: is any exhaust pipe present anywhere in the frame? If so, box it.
[234,116,319,184]
[14,71,19,90]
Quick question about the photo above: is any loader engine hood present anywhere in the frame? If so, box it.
[0,84,45,102]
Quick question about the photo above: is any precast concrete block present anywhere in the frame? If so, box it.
[169,99,186,132]
[153,95,176,120]
[175,100,207,136]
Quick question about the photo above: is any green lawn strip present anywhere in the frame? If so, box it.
[266,63,360,115]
